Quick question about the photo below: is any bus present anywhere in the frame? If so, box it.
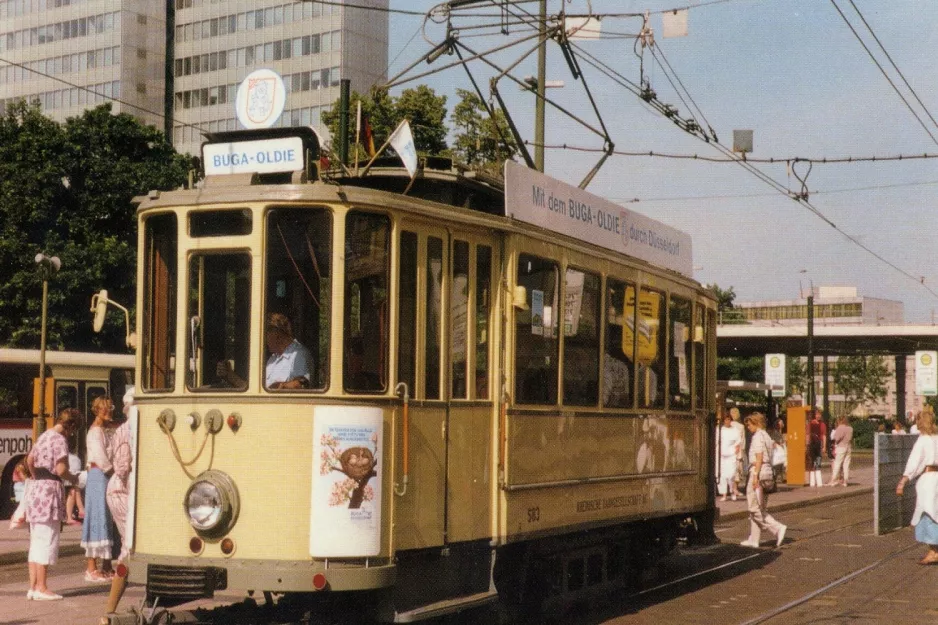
[0,348,134,518]
[124,126,717,622]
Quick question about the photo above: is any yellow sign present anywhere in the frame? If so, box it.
[622,287,660,364]
[32,377,55,417]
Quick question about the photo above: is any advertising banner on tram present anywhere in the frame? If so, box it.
[504,160,693,277]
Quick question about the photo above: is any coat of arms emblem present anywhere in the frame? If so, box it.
[245,77,277,124]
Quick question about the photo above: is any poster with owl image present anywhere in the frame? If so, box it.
[310,406,383,557]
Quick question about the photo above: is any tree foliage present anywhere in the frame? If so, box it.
[832,355,890,414]
[321,86,448,159]
[0,102,190,352]
[450,88,517,172]
[706,283,745,324]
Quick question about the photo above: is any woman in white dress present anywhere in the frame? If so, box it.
[717,414,742,501]
[896,409,938,565]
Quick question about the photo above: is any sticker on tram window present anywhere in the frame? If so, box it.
[531,289,544,336]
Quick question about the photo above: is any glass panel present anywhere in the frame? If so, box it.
[344,212,389,393]
[265,208,332,391]
[187,253,251,391]
[515,254,558,405]
[451,240,469,399]
[397,231,417,394]
[694,304,705,407]
[55,384,78,414]
[189,209,252,237]
[475,245,491,400]
[706,308,716,411]
[604,278,634,408]
[562,269,600,406]
[142,213,176,391]
[636,286,665,409]
[669,296,692,411]
[424,236,443,400]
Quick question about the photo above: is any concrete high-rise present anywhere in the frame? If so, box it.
[172,0,388,156]
[0,0,389,155]
[0,0,167,129]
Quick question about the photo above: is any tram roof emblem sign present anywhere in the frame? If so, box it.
[235,69,286,129]
[504,160,693,277]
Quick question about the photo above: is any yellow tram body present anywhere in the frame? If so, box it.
[126,129,717,620]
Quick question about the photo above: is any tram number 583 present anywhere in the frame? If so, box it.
[527,506,541,523]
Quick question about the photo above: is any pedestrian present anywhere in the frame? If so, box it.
[892,420,906,435]
[769,418,787,482]
[65,446,86,525]
[896,408,938,565]
[729,407,747,489]
[806,409,827,487]
[101,397,134,625]
[740,412,787,549]
[81,396,116,583]
[24,408,81,600]
[716,413,742,501]
[828,415,853,486]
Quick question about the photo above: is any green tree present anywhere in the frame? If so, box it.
[706,283,746,324]
[450,88,517,171]
[831,355,890,415]
[0,102,190,352]
[321,86,448,160]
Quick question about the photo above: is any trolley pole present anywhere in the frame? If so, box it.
[534,0,547,172]
[35,253,61,435]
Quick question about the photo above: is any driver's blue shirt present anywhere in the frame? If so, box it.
[265,339,312,388]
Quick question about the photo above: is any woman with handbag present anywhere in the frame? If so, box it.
[740,412,787,549]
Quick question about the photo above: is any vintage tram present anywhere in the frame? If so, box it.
[123,126,717,622]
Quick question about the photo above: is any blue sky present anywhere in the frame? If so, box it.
[384,1,938,322]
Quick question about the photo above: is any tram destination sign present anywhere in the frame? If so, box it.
[504,160,693,277]
[203,136,304,176]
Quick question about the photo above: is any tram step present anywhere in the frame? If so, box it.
[393,589,498,623]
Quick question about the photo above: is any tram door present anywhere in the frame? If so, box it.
[395,224,497,550]
[395,225,449,550]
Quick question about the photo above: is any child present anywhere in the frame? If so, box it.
[65,451,86,524]
[8,459,30,529]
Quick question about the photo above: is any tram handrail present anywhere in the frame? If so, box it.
[394,382,410,496]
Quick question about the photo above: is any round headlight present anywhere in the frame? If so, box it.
[183,470,239,538]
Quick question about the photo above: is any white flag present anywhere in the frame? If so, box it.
[388,120,418,178]
[662,9,688,38]
[564,16,601,40]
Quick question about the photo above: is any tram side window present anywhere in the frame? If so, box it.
[475,245,492,400]
[397,231,418,395]
[604,278,635,409]
[56,385,78,415]
[705,308,717,411]
[669,296,692,411]
[344,212,389,393]
[143,213,177,391]
[187,253,252,391]
[425,237,444,400]
[694,305,706,408]
[515,254,559,405]
[266,208,332,391]
[563,269,600,406]
[636,286,666,409]
[451,240,469,399]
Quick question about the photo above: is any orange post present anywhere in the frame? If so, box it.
[786,406,809,486]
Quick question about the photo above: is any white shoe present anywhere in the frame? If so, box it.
[740,539,760,548]
[776,525,787,547]
[32,590,63,601]
[26,590,34,600]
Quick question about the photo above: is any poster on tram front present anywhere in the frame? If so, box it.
[310,406,383,557]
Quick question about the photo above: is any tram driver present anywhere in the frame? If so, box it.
[216,313,312,389]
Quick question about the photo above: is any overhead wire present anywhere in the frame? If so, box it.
[829,0,938,146]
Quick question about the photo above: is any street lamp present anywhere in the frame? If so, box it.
[35,253,61,435]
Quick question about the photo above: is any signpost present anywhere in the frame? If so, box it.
[916,350,938,396]
[765,353,786,398]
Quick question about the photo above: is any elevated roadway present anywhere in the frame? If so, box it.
[717,323,938,358]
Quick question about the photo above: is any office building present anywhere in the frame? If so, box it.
[0,0,389,156]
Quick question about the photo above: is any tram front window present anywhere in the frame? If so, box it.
[187,254,252,391]
[265,208,332,391]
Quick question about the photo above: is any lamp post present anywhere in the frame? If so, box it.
[35,253,61,435]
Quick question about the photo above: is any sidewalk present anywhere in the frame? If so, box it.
[717,454,875,522]
[0,459,875,567]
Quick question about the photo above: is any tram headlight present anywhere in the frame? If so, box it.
[183,470,239,538]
